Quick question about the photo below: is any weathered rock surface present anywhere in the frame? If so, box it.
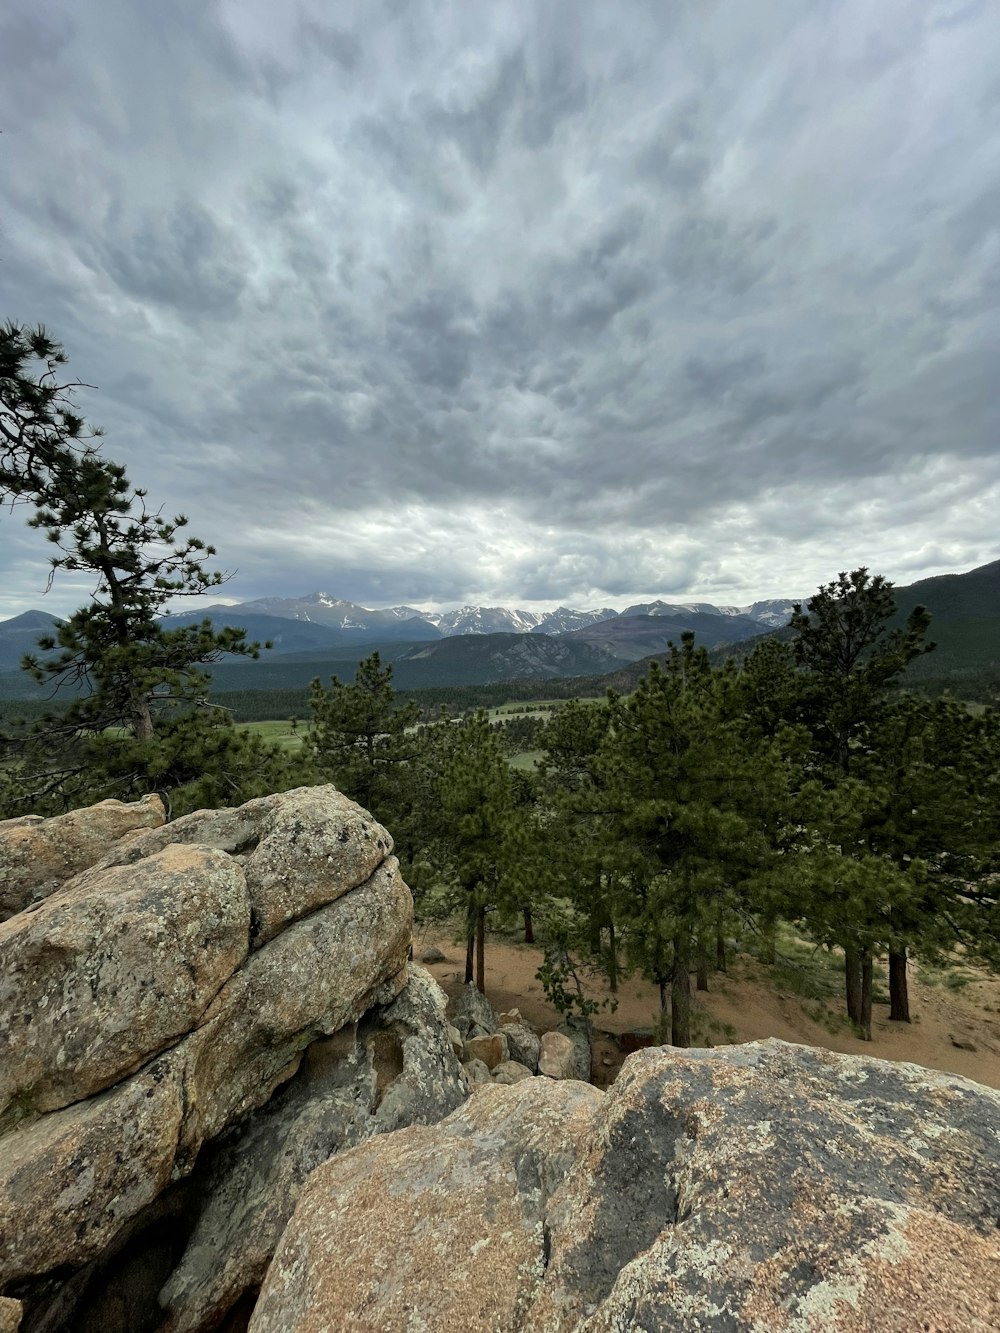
[0,1298,21,1332]
[452,981,498,1039]
[464,1031,509,1071]
[250,1040,1000,1332]
[0,845,249,1126]
[462,1058,492,1088]
[89,784,393,946]
[538,1029,577,1079]
[0,786,428,1329]
[556,1016,592,1082]
[491,1060,534,1085]
[500,1021,541,1073]
[0,794,165,920]
[157,966,466,1333]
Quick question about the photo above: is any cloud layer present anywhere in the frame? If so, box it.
[2,0,998,618]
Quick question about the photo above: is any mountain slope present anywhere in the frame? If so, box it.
[0,611,63,670]
[391,632,623,685]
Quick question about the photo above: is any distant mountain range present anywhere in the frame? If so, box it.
[0,560,995,697]
[185,591,798,640]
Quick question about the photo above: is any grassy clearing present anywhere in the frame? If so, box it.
[236,719,306,752]
[508,749,544,772]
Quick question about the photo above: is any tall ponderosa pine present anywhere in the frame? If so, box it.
[309,652,420,828]
[536,699,627,997]
[606,636,787,1046]
[788,567,933,1036]
[426,712,517,993]
[1,331,299,815]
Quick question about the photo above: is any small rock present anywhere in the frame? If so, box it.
[419,946,446,964]
[463,1058,491,1088]
[492,1061,534,1085]
[498,1008,523,1026]
[557,1017,592,1082]
[501,1023,541,1073]
[538,1031,577,1080]
[447,1024,464,1058]
[452,982,498,1039]
[465,1032,509,1071]
[950,1035,978,1052]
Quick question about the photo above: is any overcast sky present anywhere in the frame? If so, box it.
[2,0,998,620]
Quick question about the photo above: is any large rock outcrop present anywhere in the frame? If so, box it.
[251,1040,1000,1332]
[0,786,467,1333]
[0,793,166,920]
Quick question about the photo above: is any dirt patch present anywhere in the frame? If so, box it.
[413,922,1000,1091]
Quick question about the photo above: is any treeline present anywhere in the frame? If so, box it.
[304,573,1000,1048]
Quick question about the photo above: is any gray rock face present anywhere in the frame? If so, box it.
[500,1021,541,1073]
[556,1015,592,1082]
[157,966,466,1333]
[452,981,498,1039]
[250,1040,1000,1332]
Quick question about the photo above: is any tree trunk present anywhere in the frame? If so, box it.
[716,931,727,974]
[464,926,474,986]
[130,693,155,745]
[671,928,691,1048]
[523,906,534,945]
[586,869,602,954]
[696,941,709,992]
[658,976,668,1019]
[607,919,618,994]
[476,906,486,995]
[844,946,862,1025]
[888,948,910,1022]
[860,949,873,1041]
[759,921,776,966]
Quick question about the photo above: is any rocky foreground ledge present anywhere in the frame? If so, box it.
[2,789,999,1332]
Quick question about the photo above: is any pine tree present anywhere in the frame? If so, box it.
[309,652,420,825]
[423,712,517,993]
[605,636,787,1045]
[0,322,102,501]
[788,568,934,1035]
[1,331,298,814]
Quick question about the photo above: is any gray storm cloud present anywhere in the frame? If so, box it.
[1,0,997,618]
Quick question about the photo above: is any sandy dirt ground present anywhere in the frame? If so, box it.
[413,921,1000,1092]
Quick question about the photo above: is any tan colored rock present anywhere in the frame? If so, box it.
[0,846,250,1126]
[491,1060,533,1085]
[447,1023,464,1058]
[0,822,412,1298]
[0,794,165,920]
[90,785,394,946]
[463,1031,509,1071]
[248,1080,603,1333]
[0,1298,22,1332]
[178,856,411,1157]
[538,1030,576,1079]
[158,966,467,1333]
[498,1007,522,1026]
[251,1041,1000,1333]
[0,1049,185,1285]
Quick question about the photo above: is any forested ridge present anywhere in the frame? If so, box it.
[3,323,999,1051]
